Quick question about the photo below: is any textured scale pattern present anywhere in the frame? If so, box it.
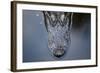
[43,11,73,57]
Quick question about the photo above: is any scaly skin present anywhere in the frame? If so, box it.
[43,11,73,57]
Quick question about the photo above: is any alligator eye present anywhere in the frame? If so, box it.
[51,14,55,21]
[49,13,57,27]
[61,14,65,21]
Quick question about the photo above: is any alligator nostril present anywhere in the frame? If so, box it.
[53,48,65,57]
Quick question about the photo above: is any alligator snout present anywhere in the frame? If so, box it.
[53,48,65,57]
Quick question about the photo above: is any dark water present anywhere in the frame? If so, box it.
[23,10,91,62]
